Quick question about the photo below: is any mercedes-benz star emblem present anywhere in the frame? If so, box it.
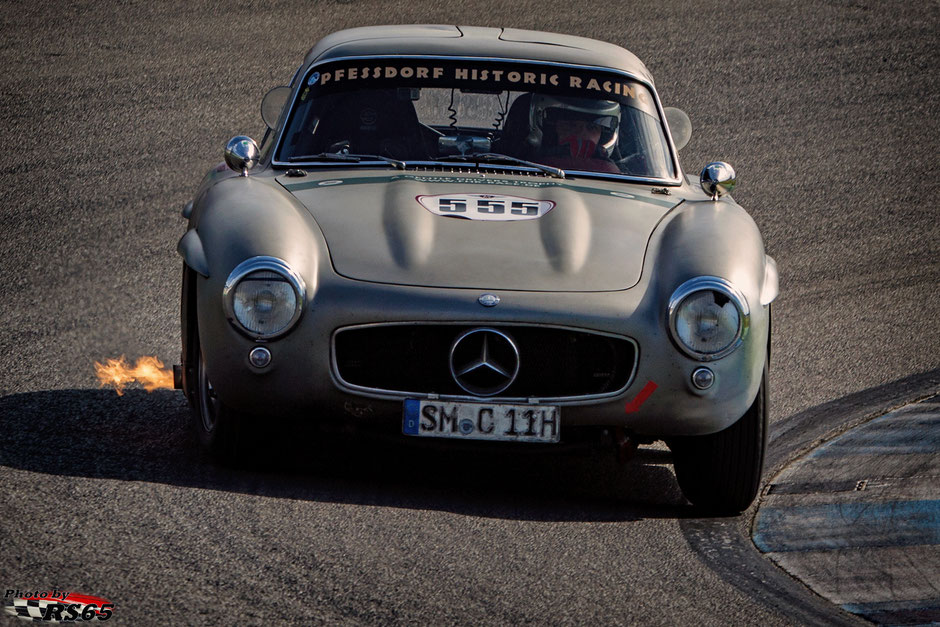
[449,328,520,396]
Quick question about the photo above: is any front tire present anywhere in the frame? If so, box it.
[669,365,768,513]
[192,346,254,466]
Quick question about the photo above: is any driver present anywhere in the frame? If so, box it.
[526,95,621,173]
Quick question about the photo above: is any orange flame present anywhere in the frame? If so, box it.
[95,355,174,396]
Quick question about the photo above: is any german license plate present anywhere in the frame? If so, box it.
[402,399,560,443]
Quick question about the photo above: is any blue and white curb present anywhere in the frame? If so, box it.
[754,395,940,625]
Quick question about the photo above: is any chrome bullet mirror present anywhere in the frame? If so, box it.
[261,86,291,130]
[224,136,260,176]
[663,107,692,151]
[700,161,736,200]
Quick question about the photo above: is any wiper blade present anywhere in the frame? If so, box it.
[435,153,565,179]
[287,152,405,170]
[288,152,358,163]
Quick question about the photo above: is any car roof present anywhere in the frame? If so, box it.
[302,25,654,84]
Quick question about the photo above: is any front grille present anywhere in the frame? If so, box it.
[334,324,636,399]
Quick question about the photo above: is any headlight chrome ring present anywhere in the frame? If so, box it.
[223,256,306,339]
[667,276,749,361]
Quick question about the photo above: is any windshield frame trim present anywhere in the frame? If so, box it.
[271,54,684,185]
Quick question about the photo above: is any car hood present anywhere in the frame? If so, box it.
[278,172,680,291]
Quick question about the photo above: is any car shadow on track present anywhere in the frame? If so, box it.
[0,389,691,522]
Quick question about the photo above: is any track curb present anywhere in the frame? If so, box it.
[681,368,940,625]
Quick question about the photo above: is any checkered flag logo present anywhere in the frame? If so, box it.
[6,598,54,621]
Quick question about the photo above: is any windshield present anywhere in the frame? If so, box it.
[276,58,676,180]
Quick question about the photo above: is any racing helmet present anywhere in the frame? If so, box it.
[527,95,621,157]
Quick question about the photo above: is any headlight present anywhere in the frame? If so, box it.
[668,277,749,361]
[223,257,306,339]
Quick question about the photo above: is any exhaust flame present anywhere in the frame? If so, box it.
[95,355,174,396]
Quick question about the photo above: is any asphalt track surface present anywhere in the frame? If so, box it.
[1,1,938,625]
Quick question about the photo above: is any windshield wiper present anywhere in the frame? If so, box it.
[287,152,405,170]
[435,153,565,179]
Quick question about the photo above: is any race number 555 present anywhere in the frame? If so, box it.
[417,194,555,221]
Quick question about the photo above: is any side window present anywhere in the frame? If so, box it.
[264,64,305,156]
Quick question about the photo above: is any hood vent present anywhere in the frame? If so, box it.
[406,165,552,177]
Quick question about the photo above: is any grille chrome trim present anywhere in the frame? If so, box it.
[331,321,638,403]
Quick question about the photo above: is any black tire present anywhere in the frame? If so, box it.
[669,365,768,513]
[191,345,255,466]
[183,266,260,467]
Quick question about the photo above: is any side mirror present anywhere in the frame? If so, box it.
[261,86,291,130]
[224,136,260,176]
[663,107,692,151]
[700,162,736,200]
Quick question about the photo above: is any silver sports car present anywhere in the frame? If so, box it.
[177,25,778,512]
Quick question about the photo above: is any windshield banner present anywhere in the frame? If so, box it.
[301,58,659,117]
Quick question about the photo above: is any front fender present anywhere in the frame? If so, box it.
[183,174,332,403]
[625,198,774,433]
[177,229,209,277]
[652,199,768,299]
[193,175,324,282]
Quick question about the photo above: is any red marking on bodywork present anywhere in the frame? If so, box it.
[625,381,658,413]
